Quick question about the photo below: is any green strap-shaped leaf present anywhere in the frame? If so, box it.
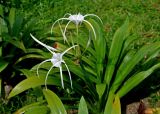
[19,69,37,78]
[66,59,85,81]
[104,90,115,114]
[12,13,24,37]
[78,96,88,114]
[8,76,61,99]
[0,79,1,97]
[24,106,49,114]
[111,95,121,114]
[117,63,160,98]
[90,19,106,81]
[4,36,26,52]
[0,58,9,72]
[111,50,136,91]
[142,48,160,65]
[104,18,130,85]
[15,54,45,64]
[0,4,3,16]
[113,42,160,92]
[0,47,2,56]
[13,101,48,114]
[96,84,106,99]
[43,89,67,114]
[120,34,138,59]
[9,8,15,29]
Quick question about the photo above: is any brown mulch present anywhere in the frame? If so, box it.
[126,97,160,114]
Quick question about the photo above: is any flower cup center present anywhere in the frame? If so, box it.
[51,53,62,67]
[69,14,84,25]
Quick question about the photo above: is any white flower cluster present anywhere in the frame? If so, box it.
[30,13,102,89]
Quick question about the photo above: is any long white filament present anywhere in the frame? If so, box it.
[37,59,52,77]
[45,65,54,89]
[83,20,97,39]
[51,18,69,34]
[64,62,72,88]
[84,14,103,24]
[59,66,64,89]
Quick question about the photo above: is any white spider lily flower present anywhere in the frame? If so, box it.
[30,34,77,89]
[51,13,103,42]
[30,34,57,54]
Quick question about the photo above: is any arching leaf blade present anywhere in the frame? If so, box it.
[8,76,61,99]
[43,89,67,114]
[78,96,88,114]
[117,63,160,98]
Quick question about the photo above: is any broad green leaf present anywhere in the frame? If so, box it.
[4,36,26,52]
[76,31,96,56]
[43,89,67,114]
[23,106,49,114]
[111,95,121,114]
[142,48,160,65]
[81,65,97,83]
[104,18,130,85]
[88,19,106,81]
[26,48,49,56]
[0,4,3,35]
[0,5,3,16]
[111,50,136,91]
[15,54,45,64]
[26,48,45,53]
[117,63,160,98]
[9,8,15,29]
[13,101,47,114]
[96,84,106,99]
[26,48,51,59]
[0,47,2,56]
[79,62,99,100]
[81,56,95,69]
[8,76,61,99]
[78,96,88,114]
[0,18,8,34]
[104,90,115,114]
[0,59,9,72]
[120,34,138,58]
[11,40,26,52]
[0,79,1,97]
[19,69,36,78]
[113,42,160,93]
[12,14,24,37]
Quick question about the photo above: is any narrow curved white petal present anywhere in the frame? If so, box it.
[84,14,103,24]
[30,34,57,54]
[51,18,69,34]
[64,61,72,88]
[59,66,64,89]
[37,59,52,77]
[83,20,97,39]
[61,45,78,56]
[45,65,54,90]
